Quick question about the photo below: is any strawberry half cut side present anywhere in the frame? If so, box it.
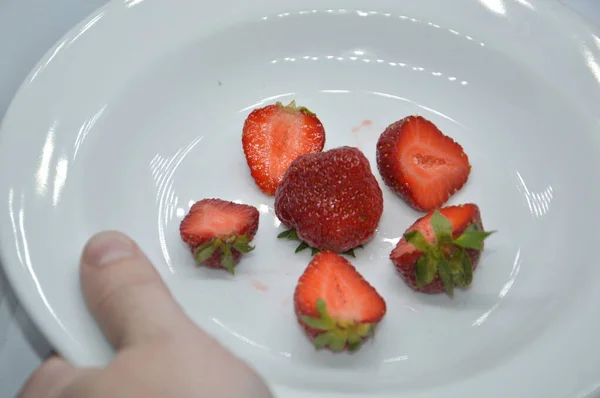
[242,100,326,196]
[376,116,471,212]
[294,252,386,352]
[180,199,259,274]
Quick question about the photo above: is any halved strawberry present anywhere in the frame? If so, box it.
[180,199,259,274]
[242,101,326,196]
[376,116,471,212]
[294,252,386,352]
[391,204,494,296]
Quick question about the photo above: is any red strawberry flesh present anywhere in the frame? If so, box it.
[294,252,386,351]
[376,116,471,212]
[243,101,325,196]
[180,199,259,273]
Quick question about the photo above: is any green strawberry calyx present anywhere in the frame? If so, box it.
[277,229,363,258]
[301,298,376,352]
[404,210,495,296]
[276,100,316,116]
[193,235,255,275]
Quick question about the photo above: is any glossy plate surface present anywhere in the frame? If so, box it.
[1,0,600,396]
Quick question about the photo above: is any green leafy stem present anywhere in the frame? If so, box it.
[276,100,316,116]
[301,298,375,352]
[404,210,495,296]
[277,229,363,258]
[193,235,254,275]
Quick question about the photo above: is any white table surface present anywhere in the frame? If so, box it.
[0,0,599,396]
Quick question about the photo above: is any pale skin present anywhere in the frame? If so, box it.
[17,231,274,398]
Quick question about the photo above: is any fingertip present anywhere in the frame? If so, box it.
[81,231,137,268]
[79,231,196,349]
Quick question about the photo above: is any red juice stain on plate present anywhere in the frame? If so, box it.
[281,295,292,307]
[251,279,269,292]
[351,119,374,133]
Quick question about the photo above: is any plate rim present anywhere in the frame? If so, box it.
[1,0,600,397]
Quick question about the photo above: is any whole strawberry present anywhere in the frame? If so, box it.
[180,199,259,274]
[295,252,386,352]
[242,101,326,196]
[376,116,471,212]
[274,146,383,254]
[391,204,494,295]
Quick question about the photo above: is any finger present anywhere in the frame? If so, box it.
[80,231,197,349]
[17,357,78,398]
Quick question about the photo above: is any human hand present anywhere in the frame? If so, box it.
[17,231,273,398]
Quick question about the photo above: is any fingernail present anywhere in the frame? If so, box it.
[83,231,136,267]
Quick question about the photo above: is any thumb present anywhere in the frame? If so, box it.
[17,357,79,398]
[80,231,199,349]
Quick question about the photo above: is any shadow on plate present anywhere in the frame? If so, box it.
[0,265,52,360]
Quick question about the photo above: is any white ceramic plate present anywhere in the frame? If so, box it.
[1,0,600,396]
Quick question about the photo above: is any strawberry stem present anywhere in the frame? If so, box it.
[404,209,495,296]
[277,229,364,258]
[453,224,494,250]
[276,100,316,116]
[301,298,376,352]
[222,244,234,275]
[295,242,309,253]
[193,234,255,275]
[194,241,218,264]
